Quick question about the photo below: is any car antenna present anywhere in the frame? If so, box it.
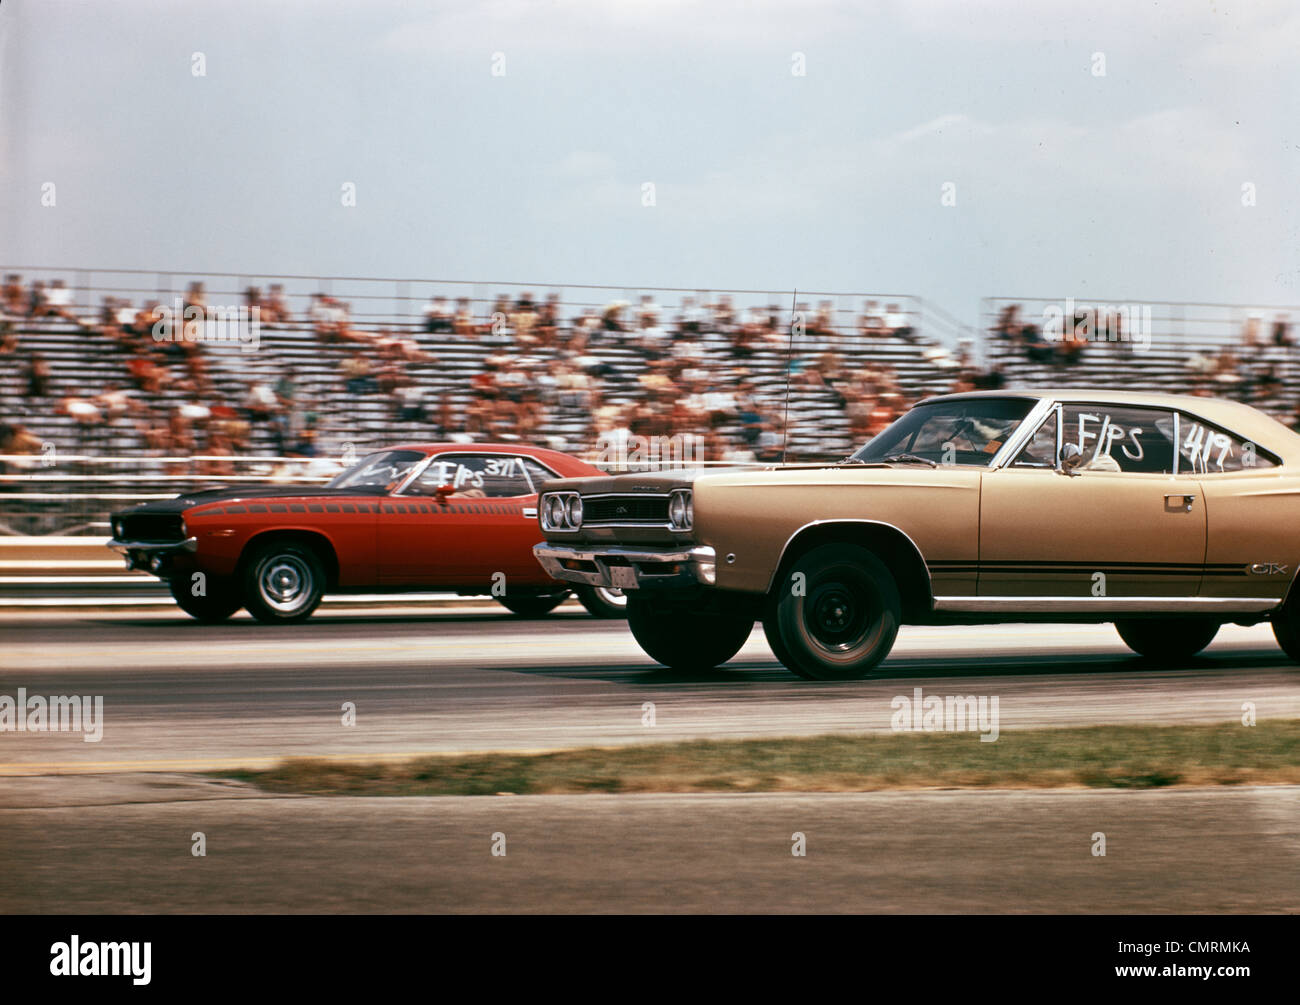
[781,288,796,464]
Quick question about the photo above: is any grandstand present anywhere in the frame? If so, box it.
[3,267,1297,538]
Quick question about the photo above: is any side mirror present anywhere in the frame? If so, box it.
[433,483,454,502]
[1059,443,1085,475]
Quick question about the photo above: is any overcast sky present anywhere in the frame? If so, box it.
[2,0,1297,325]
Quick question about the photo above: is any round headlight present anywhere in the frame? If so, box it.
[565,495,583,528]
[669,492,687,529]
[546,495,566,529]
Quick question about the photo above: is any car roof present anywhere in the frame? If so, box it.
[379,442,597,473]
[919,388,1300,463]
[385,442,560,456]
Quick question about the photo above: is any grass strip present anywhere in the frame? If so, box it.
[214,721,1300,797]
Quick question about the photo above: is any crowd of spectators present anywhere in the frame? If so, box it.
[991,301,1299,421]
[25,274,1300,473]
[1,275,326,465]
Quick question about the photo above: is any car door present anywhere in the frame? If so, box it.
[978,402,1206,601]
[377,452,549,589]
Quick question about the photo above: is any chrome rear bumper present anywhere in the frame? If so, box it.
[534,543,716,590]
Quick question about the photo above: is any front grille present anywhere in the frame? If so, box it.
[583,495,669,525]
[118,513,185,542]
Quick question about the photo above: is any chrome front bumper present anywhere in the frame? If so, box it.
[534,543,716,590]
[108,537,198,574]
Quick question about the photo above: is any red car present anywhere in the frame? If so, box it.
[108,443,625,623]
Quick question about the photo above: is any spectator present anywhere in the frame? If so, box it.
[536,293,561,346]
[394,380,426,423]
[61,395,103,428]
[29,280,80,324]
[601,300,628,334]
[24,354,52,397]
[1272,313,1292,348]
[423,295,453,333]
[1242,312,1262,349]
[510,293,540,346]
[885,303,913,339]
[858,300,886,338]
[0,421,42,460]
[95,383,139,424]
[341,354,377,394]
[453,298,477,338]
[677,296,705,334]
[2,274,25,315]
[245,381,281,423]
[263,284,292,325]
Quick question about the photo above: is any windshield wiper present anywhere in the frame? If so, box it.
[877,452,939,467]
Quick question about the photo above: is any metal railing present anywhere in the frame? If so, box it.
[981,295,1299,355]
[3,264,967,348]
[0,455,338,536]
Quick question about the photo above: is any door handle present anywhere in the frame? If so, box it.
[1164,493,1196,512]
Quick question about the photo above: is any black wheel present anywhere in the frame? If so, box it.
[497,592,568,617]
[1115,618,1219,664]
[576,585,628,619]
[241,540,326,624]
[626,594,753,672]
[169,575,241,623]
[769,543,900,680]
[1274,602,1300,662]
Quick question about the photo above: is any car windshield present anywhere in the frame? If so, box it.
[326,449,426,490]
[850,398,1036,466]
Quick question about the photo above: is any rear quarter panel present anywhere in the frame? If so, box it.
[1198,467,1300,601]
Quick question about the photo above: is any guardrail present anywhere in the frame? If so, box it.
[0,537,572,611]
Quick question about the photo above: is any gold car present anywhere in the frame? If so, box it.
[535,390,1300,679]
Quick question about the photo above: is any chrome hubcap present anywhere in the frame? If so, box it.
[595,586,627,608]
[260,555,312,612]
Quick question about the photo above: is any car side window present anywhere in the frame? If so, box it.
[1177,414,1278,473]
[1061,404,1176,474]
[519,457,559,494]
[1010,415,1057,468]
[405,455,534,498]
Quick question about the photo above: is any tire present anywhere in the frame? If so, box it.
[169,575,241,623]
[241,539,326,624]
[1274,603,1300,662]
[1115,618,1219,664]
[626,594,754,672]
[576,585,628,619]
[496,592,568,617]
[761,605,799,675]
[769,543,900,680]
